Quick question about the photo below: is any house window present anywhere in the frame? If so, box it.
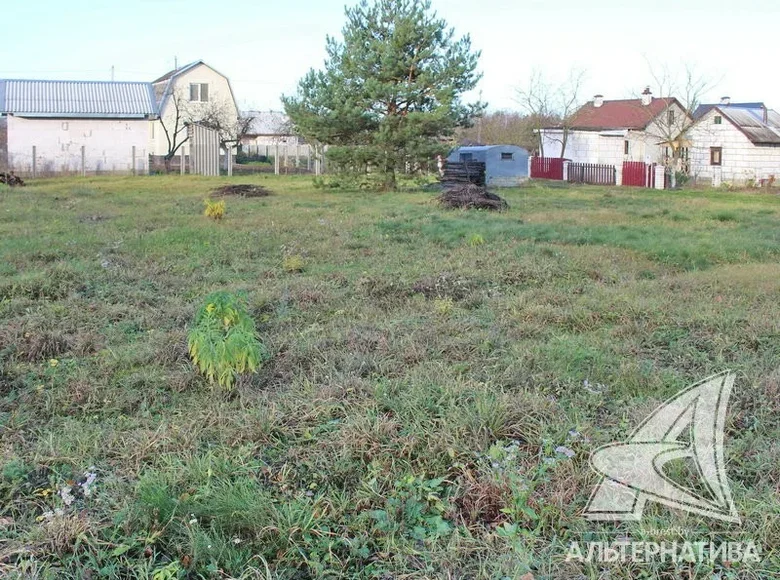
[624,140,630,155]
[714,115,722,125]
[668,109,676,125]
[501,152,513,160]
[710,147,722,166]
[189,83,209,102]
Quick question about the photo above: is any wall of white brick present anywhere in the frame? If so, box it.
[6,116,149,174]
[687,108,780,185]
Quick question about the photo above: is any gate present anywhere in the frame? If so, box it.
[622,161,656,188]
[189,124,220,176]
[568,162,616,185]
[531,157,565,180]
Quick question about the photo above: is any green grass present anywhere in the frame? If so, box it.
[0,176,778,578]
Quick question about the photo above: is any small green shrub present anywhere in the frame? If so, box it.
[467,233,485,247]
[187,292,267,389]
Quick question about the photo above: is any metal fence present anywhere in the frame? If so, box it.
[530,157,565,180]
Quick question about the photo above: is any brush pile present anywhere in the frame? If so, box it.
[211,184,272,197]
[0,172,25,186]
[438,183,508,211]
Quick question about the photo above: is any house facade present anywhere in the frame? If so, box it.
[687,101,780,186]
[150,61,239,159]
[0,80,157,175]
[541,90,689,167]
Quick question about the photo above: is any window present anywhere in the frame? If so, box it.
[189,83,209,102]
[714,115,722,125]
[624,140,630,155]
[668,109,676,125]
[501,152,513,160]
[710,147,722,166]
[460,152,473,162]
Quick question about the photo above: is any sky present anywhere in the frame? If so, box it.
[2,0,779,113]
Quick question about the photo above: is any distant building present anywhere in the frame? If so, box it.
[447,145,530,186]
[687,98,780,186]
[0,79,157,174]
[240,111,301,156]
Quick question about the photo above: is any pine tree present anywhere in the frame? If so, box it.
[282,0,483,190]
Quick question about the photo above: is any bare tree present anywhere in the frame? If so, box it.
[640,61,714,188]
[158,91,190,172]
[198,102,253,167]
[516,68,585,157]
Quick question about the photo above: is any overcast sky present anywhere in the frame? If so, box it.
[2,0,778,112]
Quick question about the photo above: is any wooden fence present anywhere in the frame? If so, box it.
[568,162,616,185]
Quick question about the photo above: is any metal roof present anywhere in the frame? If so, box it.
[152,61,203,85]
[245,111,294,136]
[694,102,765,119]
[717,106,780,144]
[0,79,158,118]
[453,145,527,152]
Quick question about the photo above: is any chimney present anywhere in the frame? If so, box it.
[641,86,652,106]
[593,94,604,108]
[720,96,731,106]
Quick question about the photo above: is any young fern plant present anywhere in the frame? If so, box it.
[187,292,267,390]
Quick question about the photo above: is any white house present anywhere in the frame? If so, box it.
[150,61,239,159]
[0,79,157,174]
[687,99,780,186]
[541,89,689,167]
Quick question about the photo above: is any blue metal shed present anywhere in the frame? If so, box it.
[447,145,529,187]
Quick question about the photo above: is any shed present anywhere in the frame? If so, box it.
[447,145,529,186]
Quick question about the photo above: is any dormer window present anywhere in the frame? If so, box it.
[667,109,675,125]
[714,115,722,125]
[189,83,209,102]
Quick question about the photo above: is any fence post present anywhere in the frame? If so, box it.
[227,146,233,177]
[563,160,570,182]
[616,164,623,186]
[81,146,86,177]
[274,144,280,175]
[32,146,37,178]
[527,156,533,178]
[655,165,665,190]
[132,146,137,176]
[180,150,186,175]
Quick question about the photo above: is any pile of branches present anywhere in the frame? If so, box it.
[438,183,508,211]
[211,184,272,197]
[0,172,25,186]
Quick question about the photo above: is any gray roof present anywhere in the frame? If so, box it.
[0,79,158,118]
[453,145,528,152]
[717,106,780,144]
[245,111,293,136]
[152,60,203,85]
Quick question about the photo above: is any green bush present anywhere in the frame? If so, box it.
[187,292,268,389]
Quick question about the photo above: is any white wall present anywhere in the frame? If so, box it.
[152,63,238,157]
[687,108,780,185]
[541,129,660,166]
[6,116,149,174]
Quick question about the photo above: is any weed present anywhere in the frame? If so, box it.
[203,199,225,220]
[467,233,485,246]
[187,291,268,389]
[282,254,305,273]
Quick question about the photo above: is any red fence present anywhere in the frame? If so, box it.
[568,162,616,186]
[622,161,657,188]
[531,157,565,180]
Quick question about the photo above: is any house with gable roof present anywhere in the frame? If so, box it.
[150,60,239,159]
[540,88,689,167]
[687,97,780,186]
[0,79,157,174]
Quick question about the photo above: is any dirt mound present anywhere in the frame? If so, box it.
[438,183,508,211]
[0,172,25,186]
[211,184,273,197]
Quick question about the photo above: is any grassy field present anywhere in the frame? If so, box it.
[0,175,778,579]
